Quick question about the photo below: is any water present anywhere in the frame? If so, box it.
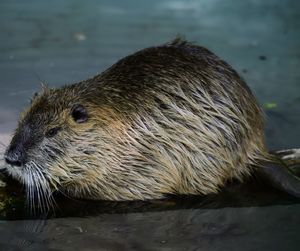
[0,205,299,251]
[0,0,299,250]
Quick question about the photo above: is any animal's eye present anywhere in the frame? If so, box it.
[71,104,88,123]
[46,127,61,138]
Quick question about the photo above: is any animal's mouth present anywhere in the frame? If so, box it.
[1,162,57,211]
[0,164,24,183]
[0,165,25,193]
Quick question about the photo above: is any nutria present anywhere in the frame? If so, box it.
[2,39,300,206]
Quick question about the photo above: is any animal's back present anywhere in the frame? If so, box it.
[81,39,268,199]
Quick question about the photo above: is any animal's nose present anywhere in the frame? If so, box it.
[5,155,23,167]
[5,146,26,167]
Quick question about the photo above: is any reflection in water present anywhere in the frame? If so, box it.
[0,197,299,251]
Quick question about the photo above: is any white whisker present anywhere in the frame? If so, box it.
[30,162,56,213]
[36,171,50,213]
[27,169,35,215]
[25,173,31,212]
[32,170,43,210]
[28,167,38,215]
[28,164,43,213]
[34,166,46,209]
[7,158,57,215]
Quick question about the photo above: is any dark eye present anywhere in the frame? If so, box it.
[46,127,61,138]
[71,104,88,123]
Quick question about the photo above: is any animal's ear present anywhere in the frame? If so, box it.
[30,92,39,104]
[30,83,50,103]
[71,104,88,123]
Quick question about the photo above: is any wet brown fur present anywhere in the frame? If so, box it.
[7,39,269,201]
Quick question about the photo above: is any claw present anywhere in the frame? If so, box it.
[272,148,300,164]
[270,148,300,174]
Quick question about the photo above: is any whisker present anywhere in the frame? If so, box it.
[43,177,57,211]
[27,169,35,215]
[34,167,47,209]
[31,164,46,214]
[20,161,57,216]
[32,170,43,211]
[34,163,57,213]
[25,173,31,212]
[28,168,37,215]
[37,173,50,213]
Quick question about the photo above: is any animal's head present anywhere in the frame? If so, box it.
[3,85,125,208]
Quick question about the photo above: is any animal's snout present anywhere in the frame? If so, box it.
[5,144,27,167]
[4,125,34,167]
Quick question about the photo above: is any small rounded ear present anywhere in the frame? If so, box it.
[30,92,39,104]
[71,104,88,123]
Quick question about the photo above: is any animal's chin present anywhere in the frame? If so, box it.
[2,162,51,188]
[0,165,27,194]
[2,165,26,183]
[2,162,57,211]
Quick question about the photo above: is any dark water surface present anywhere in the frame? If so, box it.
[0,0,299,250]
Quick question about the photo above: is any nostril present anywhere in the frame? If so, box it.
[5,142,27,167]
[5,155,23,167]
